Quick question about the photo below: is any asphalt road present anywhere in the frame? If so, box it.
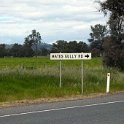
[0,93,124,124]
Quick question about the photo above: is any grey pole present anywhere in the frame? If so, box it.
[60,60,62,88]
[81,60,84,94]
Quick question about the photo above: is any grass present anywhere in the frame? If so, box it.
[0,57,123,102]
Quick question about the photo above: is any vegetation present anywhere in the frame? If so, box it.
[0,57,123,102]
[0,40,89,58]
[51,40,89,53]
[0,0,123,103]
[88,24,107,57]
[99,0,124,70]
[0,0,124,71]
[24,29,42,57]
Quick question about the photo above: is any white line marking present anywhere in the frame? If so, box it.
[0,100,124,118]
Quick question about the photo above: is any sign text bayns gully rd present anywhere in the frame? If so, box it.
[50,53,92,94]
[50,53,91,60]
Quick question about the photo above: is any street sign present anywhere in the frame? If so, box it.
[50,52,92,94]
[50,53,91,60]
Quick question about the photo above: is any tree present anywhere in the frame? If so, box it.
[103,36,124,70]
[77,41,89,52]
[88,24,107,56]
[24,30,42,57]
[67,41,78,53]
[22,46,34,57]
[67,41,89,53]
[41,48,49,56]
[51,40,89,53]
[51,40,68,53]
[99,0,124,42]
[0,44,6,57]
[99,0,124,70]
[10,43,34,57]
[10,44,23,57]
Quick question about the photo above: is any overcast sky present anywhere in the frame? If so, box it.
[0,0,107,44]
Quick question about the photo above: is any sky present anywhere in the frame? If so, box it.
[0,0,108,44]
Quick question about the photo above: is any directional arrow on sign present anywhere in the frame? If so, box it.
[85,54,89,58]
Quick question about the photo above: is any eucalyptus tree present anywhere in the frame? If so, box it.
[88,24,108,56]
[99,0,124,42]
[99,0,124,70]
[24,30,42,57]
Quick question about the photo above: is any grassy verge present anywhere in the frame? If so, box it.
[0,57,123,102]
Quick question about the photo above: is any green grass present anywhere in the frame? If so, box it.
[0,57,123,102]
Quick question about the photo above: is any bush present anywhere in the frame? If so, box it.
[103,36,124,71]
[91,48,101,57]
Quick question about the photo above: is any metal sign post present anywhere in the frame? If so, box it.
[81,60,84,94]
[60,60,62,88]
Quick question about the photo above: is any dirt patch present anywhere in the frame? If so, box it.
[0,91,124,108]
[0,93,107,108]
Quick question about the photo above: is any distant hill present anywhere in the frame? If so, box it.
[5,44,14,49]
[39,43,52,50]
[5,43,52,50]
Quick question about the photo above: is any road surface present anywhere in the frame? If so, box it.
[0,93,124,124]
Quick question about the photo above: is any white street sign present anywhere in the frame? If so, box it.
[50,53,91,60]
[50,52,92,94]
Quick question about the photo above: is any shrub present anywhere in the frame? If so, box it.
[103,36,124,71]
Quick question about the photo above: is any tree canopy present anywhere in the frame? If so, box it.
[99,0,124,70]
[88,24,107,57]
[100,0,124,41]
[51,40,89,53]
